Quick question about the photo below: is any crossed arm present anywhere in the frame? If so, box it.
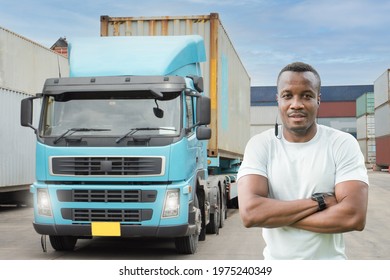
[237,174,369,233]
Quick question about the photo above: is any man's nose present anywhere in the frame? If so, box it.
[290,96,304,109]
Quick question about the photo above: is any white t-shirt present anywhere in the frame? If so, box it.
[237,124,369,260]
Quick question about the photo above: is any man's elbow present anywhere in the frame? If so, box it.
[239,209,255,228]
[239,207,262,228]
[353,217,366,231]
[347,213,367,232]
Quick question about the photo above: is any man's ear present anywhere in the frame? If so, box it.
[317,93,321,105]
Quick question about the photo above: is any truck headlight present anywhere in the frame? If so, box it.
[162,189,180,218]
[37,188,52,216]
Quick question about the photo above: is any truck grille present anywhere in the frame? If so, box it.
[61,208,153,222]
[57,189,157,203]
[51,156,164,176]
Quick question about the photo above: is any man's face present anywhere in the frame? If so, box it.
[277,71,320,141]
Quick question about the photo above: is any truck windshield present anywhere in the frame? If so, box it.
[41,96,181,138]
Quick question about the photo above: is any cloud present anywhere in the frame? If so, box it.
[1,0,389,86]
[287,0,390,30]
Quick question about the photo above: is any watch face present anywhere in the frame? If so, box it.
[312,193,323,200]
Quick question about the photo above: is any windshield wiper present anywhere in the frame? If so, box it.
[115,127,177,144]
[53,128,111,144]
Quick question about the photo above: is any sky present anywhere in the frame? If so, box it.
[1,0,390,86]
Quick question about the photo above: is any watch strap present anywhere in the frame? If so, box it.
[312,193,327,211]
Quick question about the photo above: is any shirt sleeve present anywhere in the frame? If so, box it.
[237,132,270,181]
[334,133,369,186]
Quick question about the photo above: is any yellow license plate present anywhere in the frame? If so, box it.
[91,222,121,236]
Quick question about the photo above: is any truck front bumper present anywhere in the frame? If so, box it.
[33,222,197,238]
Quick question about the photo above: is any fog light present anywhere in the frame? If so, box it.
[162,189,180,218]
[37,188,52,216]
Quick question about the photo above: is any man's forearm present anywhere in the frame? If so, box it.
[291,203,364,233]
[240,197,319,228]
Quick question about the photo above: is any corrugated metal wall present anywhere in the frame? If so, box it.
[356,92,375,118]
[0,27,69,94]
[374,69,390,108]
[100,14,251,159]
[0,88,41,188]
[374,69,390,167]
[356,92,375,164]
[0,26,69,190]
[375,136,390,167]
[317,101,356,118]
[250,106,277,137]
[375,102,390,137]
[317,117,357,136]
[357,115,375,139]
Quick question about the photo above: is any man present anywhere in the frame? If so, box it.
[237,62,369,260]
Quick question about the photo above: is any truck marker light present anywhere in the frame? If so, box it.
[183,185,192,194]
[37,189,52,216]
[162,189,180,218]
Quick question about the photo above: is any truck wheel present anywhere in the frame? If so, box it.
[220,190,226,229]
[206,189,220,234]
[174,233,198,254]
[198,193,206,241]
[49,235,77,251]
[174,195,201,254]
[228,197,239,209]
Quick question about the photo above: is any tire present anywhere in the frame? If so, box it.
[49,235,77,251]
[174,195,201,254]
[198,193,206,241]
[174,233,198,254]
[206,188,220,234]
[228,197,239,209]
[220,189,226,229]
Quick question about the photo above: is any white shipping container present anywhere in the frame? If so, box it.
[356,114,375,140]
[0,26,69,94]
[100,14,251,159]
[1,26,69,194]
[250,125,274,138]
[250,106,278,126]
[374,102,390,137]
[0,88,41,189]
[358,139,376,164]
[317,117,357,135]
[374,69,390,109]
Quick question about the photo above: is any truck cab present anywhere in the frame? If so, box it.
[21,35,213,254]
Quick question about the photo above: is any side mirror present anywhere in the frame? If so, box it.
[188,76,204,92]
[20,97,37,132]
[196,96,211,125]
[196,126,211,140]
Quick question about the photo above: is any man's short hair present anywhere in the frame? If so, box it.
[277,62,321,92]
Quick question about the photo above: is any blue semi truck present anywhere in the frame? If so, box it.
[21,34,250,254]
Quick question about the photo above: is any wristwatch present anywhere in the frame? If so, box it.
[311,193,327,211]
